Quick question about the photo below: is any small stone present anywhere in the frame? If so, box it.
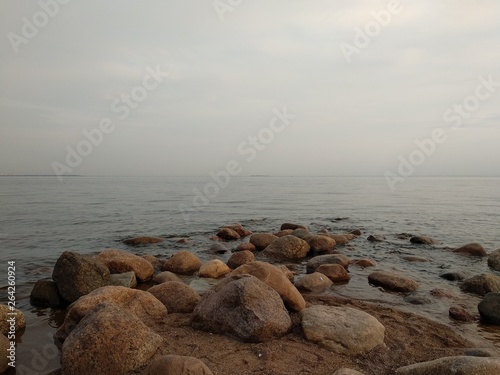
[162,251,202,274]
[350,229,362,236]
[350,259,377,268]
[410,236,436,245]
[274,229,294,237]
[216,228,240,241]
[440,271,471,281]
[221,223,252,237]
[146,355,214,375]
[249,233,278,250]
[281,223,307,231]
[367,235,385,242]
[430,288,460,299]
[209,243,229,254]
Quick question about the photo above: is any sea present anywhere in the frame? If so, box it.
[1,176,499,373]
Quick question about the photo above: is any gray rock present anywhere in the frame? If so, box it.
[460,274,500,296]
[30,279,64,307]
[478,292,500,325]
[395,356,500,374]
[487,249,500,271]
[306,254,350,273]
[146,355,214,375]
[108,271,137,288]
[52,251,110,303]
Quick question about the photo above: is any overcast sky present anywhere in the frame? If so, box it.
[1,0,499,177]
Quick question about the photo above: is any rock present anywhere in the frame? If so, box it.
[316,264,351,282]
[162,251,202,274]
[460,274,500,296]
[263,235,310,260]
[295,272,333,292]
[123,236,164,245]
[52,251,110,303]
[334,369,365,375]
[148,281,200,313]
[402,256,430,262]
[453,243,487,257]
[221,223,252,237]
[301,305,385,355]
[249,233,278,250]
[276,265,295,282]
[146,355,214,375]
[192,274,292,342]
[30,279,64,307]
[232,261,305,312]
[410,236,436,245]
[440,271,471,281]
[96,248,154,282]
[142,255,162,271]
[54,286,168,348]
[350,259,377,268]
[325,234,349,246]
[368,271,419,292]
[430,288,460,299]
[216,228,240,241]
[306,254,350,273]
[404,294,431,305]
[153,271,183,284]
[350,229,362,236]
[198,259,231,278]
[367,235,385,242]
[291,228,310,239]
[235,242,256,252]
[0,305,26,336]
[0,334,10,373]
[274,229,294,237]
[227,250,255,269]
[281,223,307,231]
[449,306,475,322]
[464,348,499,357]
[487,249,500,271]
[395,356,500,374]
[478,293,500,325]
[177,238,190,244]
[209,243,229,254]
[61,302,162,375]
[304,234,336,253]
[189,278,217,295]
[108,271,137,288]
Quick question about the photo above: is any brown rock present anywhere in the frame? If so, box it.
[0,304,26,336]
[306,254,350,273]
[96,248,154,282]
[488,249,500,271]
[460,274,500,296]
[192,274,292,342]
[304,234,336,253]
[430,288,460,299]
[368,271,419,292]
[153,271,183,284]
[410,236,436,245]
[123,236,164,245]
[276,265,295,282]
[142,255,162,271]
[61,302,162,375]
[449,306,475,322]
[291,228,310,239]
[249,233,278,250]
[274,229,294,237]
[281,223,307,231]
[232,261,305,312]
[162,251,202,274]
[453,243,487,257]
[0,334,10,373]
[263,235,310,260]
[221,223,252,237]
[216,228,240,241]
[295,272,333,292]
[325,234,350,245]
[227,251,255,269]
[402,256,430,263]
[198,259,231,278]
[395,356,500,374]
[350,259,377,268]
[235,242,256,252]
[350,229,362,236]
[146,355,214,375]
[30,279,64,307]
[316,264,351,282]
[367,235,385,242]
[108,271,137,288]
[148,281,200,313]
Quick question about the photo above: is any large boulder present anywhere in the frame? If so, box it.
[162,251,202,274]
[123,236,164,245]
[295,272,333,292]
[0,305,26,336]
[368,271,419,293]
[395,356,500,374]
[96,248,154,282]
[316,264,351,282]
[148,281,200,313]
[460,274,500,296]
[301,305,385,355]
[216,228,240,241]
[192,274,292,342]
[487,249,500,271]
[227,250,255,269]
[478,293,500,325]
[146,355,213,375]
[54,286,168,348]
[304,234,336,253]
[453,243,488,257]
[306,254,350,273]
[232,261,305,311]
[30,279,64,307]
[263,235,310,260]
[198,259,231,278]
[52,251,110,303]
[61,302,162,375]
[249,233,278,250]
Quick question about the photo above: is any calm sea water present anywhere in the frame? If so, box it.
[1,176,499,372]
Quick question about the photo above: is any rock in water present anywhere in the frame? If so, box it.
[306,254,350,273]
[280,223,308,230]
[30,279,64,307]
[249,233,278,250]
[295,272,333,292]
[192,274,292,342]
[52,251,110,303]
[162,251,202,274]
[395,356,500,374]
[410,236,436,245]
[227,250,255,269]
[478,293,500,325]
[316,264,351,282]
[146,355,214,375]
[0,335,10,373]
[0,305,26,336]
[216,227,240,241]
[460,274,500,296]
[96,248,154,282]
[61,302,162,375]
[301,305,385,355]
[123,236,164,245]
[303,234,336,253]
[453,243,487,257]
[487,249,500,271]
[198,259,231,278]
[368,271,419,293]
[148,281,200,313]
[263,235,310,260]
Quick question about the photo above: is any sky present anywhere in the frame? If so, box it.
[1,0,499,177]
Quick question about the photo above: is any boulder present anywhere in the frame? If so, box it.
[198,259,231,279]
[350,229,362,236]
[281,223,307,231]
[350,259,377,268]
[249,233,278,250]
[148,281,200,313]
[430,288,460,299]
[192,275,292,342]
[276,265,295,282]
[487,249,500,271]
[325,234,350,246]
[295,272,333,292]
[108,271,137,288]
[368,271,419,293]
[410,236,436,245]
[54,286,168,348]
[263,235,310,260]
[146,355,213,375]
[316,264,351,282]
[304,234,336,253]
[440,271,472,281]
[162,251,202,274]
[367,235,385,242]
[402,256,430,263]
[0,334,10,373]
[0,305,26,336]
[301,305,385,355]
[52,251,110,303]
[274,229,294,237]
[209,243,229,254]
[453,243,487,257]
[235,242,256,252]
[227,251,255,269]
[30,279,64,307]
[478,293,500,325]
[306,254,350,273]
[61,302,162,375]
[291,228,310,239]
[232,261,305,312]
[449,306,475,322]
[153,271,183,284]
[96,248,154,282]
[221,223,252,237]
[216,228,240,241]
[123,236,164,245]
[460,274,500,296]
[142,255,162,271]
[395,356,500,374]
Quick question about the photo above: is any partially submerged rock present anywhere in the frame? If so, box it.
[460,274,500,296]
[410,236,436,245]
[487,249,500,271]
[295,272,333,292]
[123,236,164,245]
[0,304,26,336]
[263,235,310,260]
[96,248,154,282]
[478,292,500,325]
[453,243,487,257]
[306,254,350,273]
[368,271,419,293]
[316,264,351,282]
[162,251,202,274]
[30,279,64,307]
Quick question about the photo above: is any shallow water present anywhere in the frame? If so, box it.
[1,176,499,372]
